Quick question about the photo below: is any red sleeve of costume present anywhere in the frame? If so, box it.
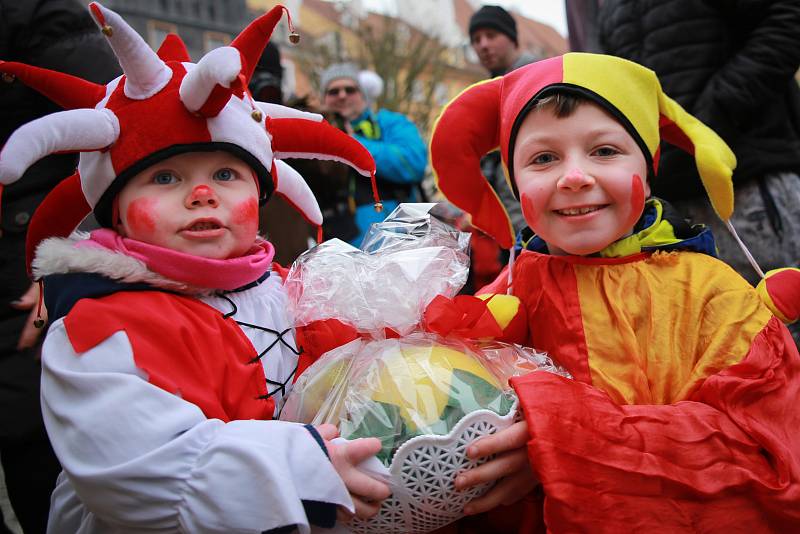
[510,318,800,531]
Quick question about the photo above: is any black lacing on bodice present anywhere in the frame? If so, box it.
[217,293,302,402]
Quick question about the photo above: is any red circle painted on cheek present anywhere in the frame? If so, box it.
[126,197,158,236]
[626,174,646,229]
[520,193,541,229]
[232,197,259,227]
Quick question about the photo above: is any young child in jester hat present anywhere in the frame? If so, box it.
[428,53,800,532]
[0,3,391,532]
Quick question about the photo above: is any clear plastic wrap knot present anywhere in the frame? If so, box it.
[285,203,470,336]
[281,334,570,534]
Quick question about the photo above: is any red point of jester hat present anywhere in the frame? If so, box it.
[156,34,191,62]
[757,268,800,324]
[230,4,298,83]
[431,78,513,248]
[269,117,375,178]
[0,61,106,110]
[268,116,380,206]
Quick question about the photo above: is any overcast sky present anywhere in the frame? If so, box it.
[485,0,567,36]
[360,0,568,36]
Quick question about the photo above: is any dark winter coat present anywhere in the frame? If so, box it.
[597,0,800,201]
[0,0,120,358]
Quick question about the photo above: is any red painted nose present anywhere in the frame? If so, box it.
[558,167,595,190]
[187,185,218,207]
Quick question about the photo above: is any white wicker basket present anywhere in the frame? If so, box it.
[347,398,519,534]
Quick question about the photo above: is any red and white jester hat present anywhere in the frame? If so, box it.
[430,53,800,324]
[0,2,380,267]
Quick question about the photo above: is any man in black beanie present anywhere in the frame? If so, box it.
[469,5,530,77]
[249,41,283,104]
[464,4,536,272]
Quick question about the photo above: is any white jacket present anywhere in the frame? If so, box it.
[34,236,352,533]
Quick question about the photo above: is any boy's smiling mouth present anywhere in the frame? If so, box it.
[553,205,608,216]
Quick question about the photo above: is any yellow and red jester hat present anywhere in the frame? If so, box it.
[430,53,735,249]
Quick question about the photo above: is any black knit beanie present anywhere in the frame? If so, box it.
[469,5,518,45]
[249,42,283,104]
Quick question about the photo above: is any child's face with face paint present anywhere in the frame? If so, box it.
[512,101,650,256]
[115,151,260,259]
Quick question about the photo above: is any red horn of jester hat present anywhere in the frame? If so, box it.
[430,53,736,249]
[0,2,378,276]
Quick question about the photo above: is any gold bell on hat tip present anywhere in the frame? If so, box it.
[251,109,263,122]
[374,202,383,213]
[1,72,15,83]
[101,24,113,36]
[34,318,45,329]
[289,31,300,44]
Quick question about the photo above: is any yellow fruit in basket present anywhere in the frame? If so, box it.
[335,342,514,465]
[366,344,504,432]
[289,355,353,424]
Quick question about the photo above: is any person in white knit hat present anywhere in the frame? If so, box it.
[320,62,428,246]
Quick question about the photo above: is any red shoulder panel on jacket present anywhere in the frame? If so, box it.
[64,291,274,421]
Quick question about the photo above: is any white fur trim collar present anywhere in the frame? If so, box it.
[33,233,218,295]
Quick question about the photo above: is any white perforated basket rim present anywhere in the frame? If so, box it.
[347,396,520,534]
[388,395,519,469]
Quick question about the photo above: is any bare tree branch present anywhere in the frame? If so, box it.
[291,13,447,137]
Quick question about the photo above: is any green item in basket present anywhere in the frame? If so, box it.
[340,345,514,465]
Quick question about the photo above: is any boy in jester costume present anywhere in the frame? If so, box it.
[0,3,393,532]
[429,53,800,531]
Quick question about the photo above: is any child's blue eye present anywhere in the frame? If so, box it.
[214,168,235,181]
[594,146,619,157]
[153,172,177,185]
[532,153,556,164]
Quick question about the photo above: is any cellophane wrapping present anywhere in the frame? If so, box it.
[281,332,569,465]
[284,203,470,336]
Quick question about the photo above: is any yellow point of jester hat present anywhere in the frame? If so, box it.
[430,53,736,249]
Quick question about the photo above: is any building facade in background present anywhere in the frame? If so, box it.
[98,0,249,59]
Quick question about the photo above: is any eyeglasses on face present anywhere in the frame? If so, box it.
[326,85,359,97]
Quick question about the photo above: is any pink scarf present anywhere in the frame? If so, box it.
[80,229,275,291]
